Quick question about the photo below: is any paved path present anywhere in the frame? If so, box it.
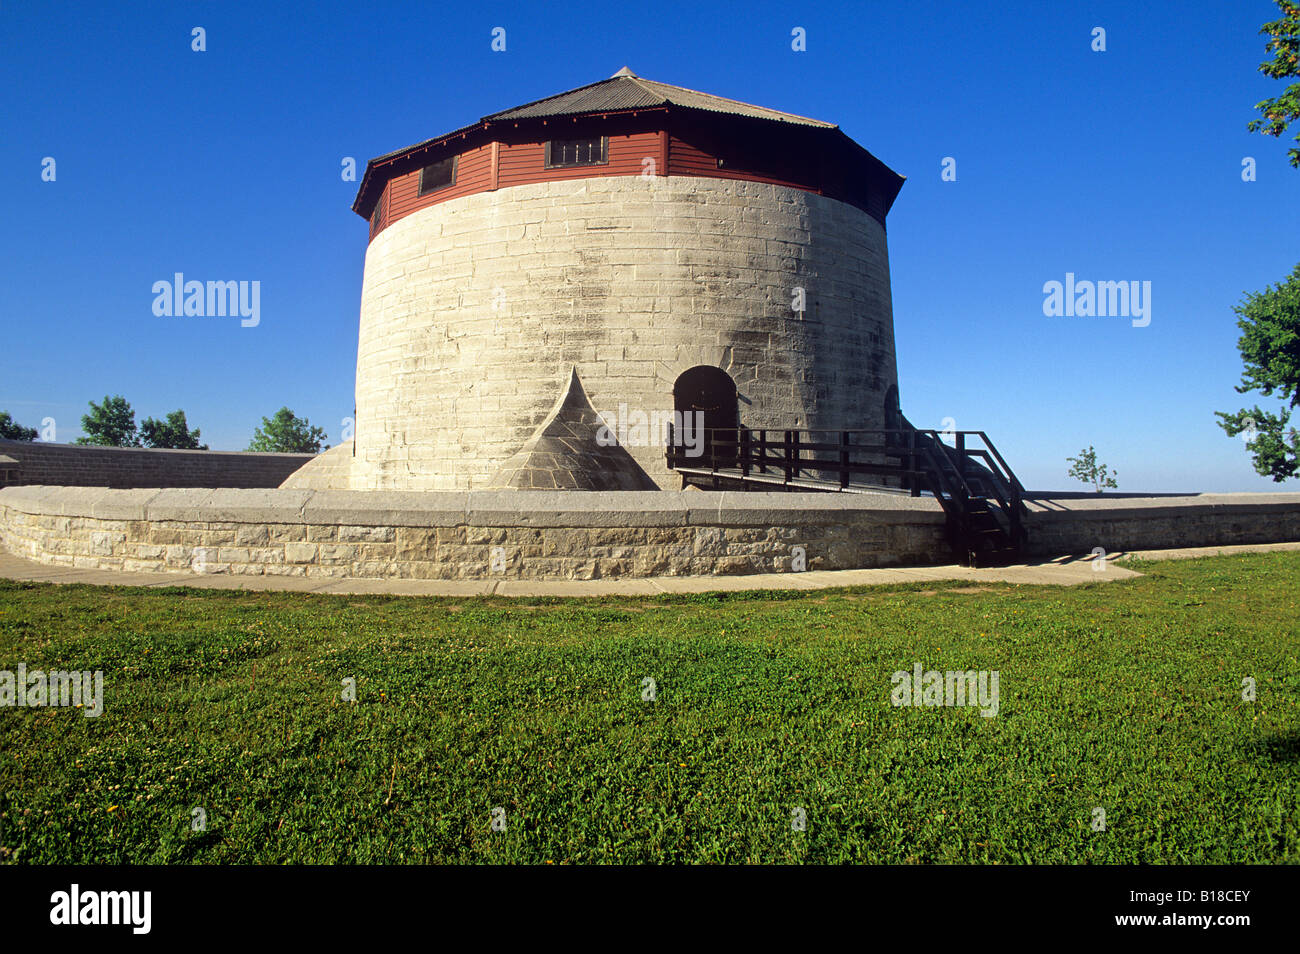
[0,541,1282,597]
[1109,540,1300,562]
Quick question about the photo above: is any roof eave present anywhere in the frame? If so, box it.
[839,129,905,212]
[351,117,490,218]
[352,104,904,221]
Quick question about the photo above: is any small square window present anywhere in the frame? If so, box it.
[418,156,458,195]
[546,137,607,168]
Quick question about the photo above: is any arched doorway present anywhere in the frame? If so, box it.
[673,366,739,465]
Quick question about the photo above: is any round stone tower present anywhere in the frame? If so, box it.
[341,68,905,491]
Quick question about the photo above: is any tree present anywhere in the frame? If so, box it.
[1215,262,1300,480]
[1067,446,1118,493]
[140,409,207,449]
[76,395,139,447]
[246,407,327,453]
[0,411,38,441]
[1247,0,1300,169]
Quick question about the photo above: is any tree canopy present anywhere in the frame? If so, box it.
[246,407,328,453]
[76,395,139,447]
[140,409,207,449]
[1066,446,1118,493]
[1216,262,1300,480]
[1248,0,1300,168]
[0,411,38,442]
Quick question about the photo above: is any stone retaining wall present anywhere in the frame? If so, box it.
[1,487,1298,582]
[1023,493,1300,556]
[0,487,948,580]
[0,440,313,490]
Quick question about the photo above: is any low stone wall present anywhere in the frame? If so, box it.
[0,440,313,490]
[1,487,1298,582]
[0,487,949,580]
[1023,493,1300,555]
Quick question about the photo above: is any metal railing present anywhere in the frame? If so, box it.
[666,425,1028,560]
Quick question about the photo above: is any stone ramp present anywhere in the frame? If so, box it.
[280,441,354,490]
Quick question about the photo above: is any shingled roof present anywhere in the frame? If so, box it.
[485,67,836,128]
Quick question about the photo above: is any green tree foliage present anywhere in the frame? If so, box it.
[246,407,327,453]
[1216,263,1300,480]
[140,409,207,450]
[76,395,139,447]
[1247,0,1300,168]
[0,411,39,441]
[1066,446,1118,493]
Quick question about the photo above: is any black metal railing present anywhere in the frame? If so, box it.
[665,426,1028,563]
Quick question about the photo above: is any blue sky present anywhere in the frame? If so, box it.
[1,0,1296,492]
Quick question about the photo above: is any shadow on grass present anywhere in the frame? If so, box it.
[1252,729,1300,764]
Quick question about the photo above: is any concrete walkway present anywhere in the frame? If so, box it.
[2,541,1291,597]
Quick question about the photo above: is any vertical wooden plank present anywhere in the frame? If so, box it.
[908,430,919,497]
[840,431,849,489]
[489,140,500,191]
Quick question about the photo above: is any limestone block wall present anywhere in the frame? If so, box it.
[1023,493,1300,556]
[352,175,898,491]
[0,487,946,580]
[3,488,1300,583]
[0,440,313,490]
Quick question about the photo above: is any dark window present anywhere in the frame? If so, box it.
[370,199,384,238]
[546,136,607,168]
[418,156,457,195]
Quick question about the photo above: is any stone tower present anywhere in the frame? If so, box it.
[297,69,906,491]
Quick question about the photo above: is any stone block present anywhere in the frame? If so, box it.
[235,525,271,546]
[302,491,468,527]
[284,543,319,564]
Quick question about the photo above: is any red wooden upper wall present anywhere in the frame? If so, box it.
[367,119,881,242]
[666,134,810,194]
[386,142,494,222]
[498,130,659,187]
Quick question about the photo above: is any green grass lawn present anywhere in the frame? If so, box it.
[1,552,1297,864]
